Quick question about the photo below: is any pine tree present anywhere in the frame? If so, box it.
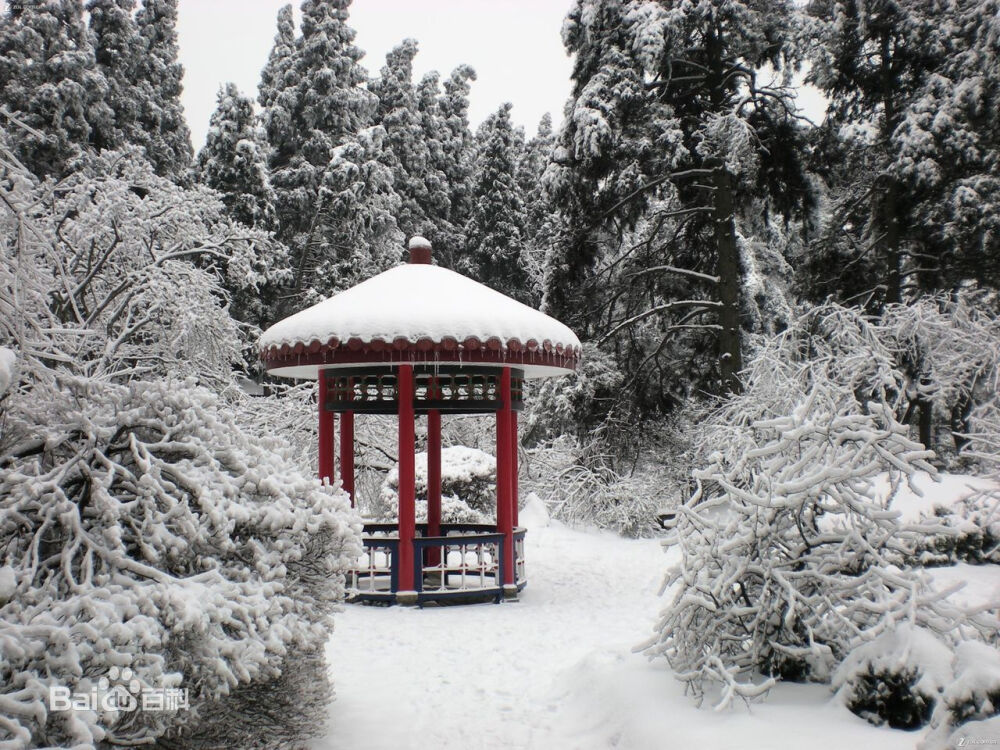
[545,0,813,409]
[517,113,556,304]
[258,4,296,114]
[197,83,277,231]
[370,39,445,240]
[465,103,531,302]
[86,0,144,152]
[0,0,112,177]
[432,64,478,271]
[134,0,192,177]
[804,0,951,305]
[260,0,385,306]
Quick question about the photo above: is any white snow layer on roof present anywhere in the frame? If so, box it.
[259,263,580,355]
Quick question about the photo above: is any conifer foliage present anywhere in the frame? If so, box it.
[465,103,531,302]
[0,145,356,748]
[197,83,277,231]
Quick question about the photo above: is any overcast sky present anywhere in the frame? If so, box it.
[176,0,826,154]
[176,0,576,151]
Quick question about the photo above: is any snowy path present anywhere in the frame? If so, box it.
[313,502,918,750]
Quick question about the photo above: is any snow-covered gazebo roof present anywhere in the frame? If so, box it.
[260,237,581,379]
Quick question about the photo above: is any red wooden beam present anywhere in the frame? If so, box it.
[340,409,355,506]
[397,365,416,594]
[426,408,442,567]
[318,369,335,485]
[496,367,514,586]
[511,410,519,528]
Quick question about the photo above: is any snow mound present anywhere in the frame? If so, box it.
[384,445,496,492]
[519,492,551,528]
[834,623,954,701]
[0,346,15,397]
[0,564,15,603]
[877,471,998,523]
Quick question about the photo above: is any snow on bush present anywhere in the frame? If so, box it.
[920,640,1000,748]
[833,623,953,729]
[0,147,361,748]
[375,446,497,522]
[0,378,361,748]
[522,435,668,538]
[641,304,997,709]
[912,490,1000,566]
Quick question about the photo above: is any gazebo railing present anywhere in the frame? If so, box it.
[513,528,527,590]
[349,534,399,598]
[347,523,526,604]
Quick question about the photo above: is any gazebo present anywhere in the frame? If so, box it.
[259,237,580,605]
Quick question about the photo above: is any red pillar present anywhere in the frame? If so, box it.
[427,409,442,534]
[511,410,519,528]
[496,367,514,586]
[340,410,355,506]
[318,370,335,485]
[427,408,442,567]
[397,365,416,593]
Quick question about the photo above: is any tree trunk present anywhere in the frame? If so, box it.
[883,180,902,305]
[880,30,903,306]
[711,163,742,393]
[918,398,933,453]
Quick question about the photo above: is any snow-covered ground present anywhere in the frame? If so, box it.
[312,498,933,750]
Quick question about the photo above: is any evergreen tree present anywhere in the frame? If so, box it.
[310,124,405,297]
[804,0,951,305]
[545,0,812,411]
[258,3,296,114]
[86,0,144,152]
[370,39,447,240]
[197,83,277,231]
[260,0,388,306]
[517,113,556,304]
[465,103,531,302]
[134,0,192,177]
[0,0,112,177]
[432,64,478,270]
[804,0,1000,451]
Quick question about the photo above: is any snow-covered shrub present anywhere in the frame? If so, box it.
[833,624,952,729]
[0,146,360,748]
[522,343,624,443]
[921,641,1000,749]
[642,304,996,708]
[912,490,1000,566]
[523,435,667,537]
[374,446,497,522]
[0,377,360,748]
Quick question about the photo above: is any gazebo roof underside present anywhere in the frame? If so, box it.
[260,263,582,379]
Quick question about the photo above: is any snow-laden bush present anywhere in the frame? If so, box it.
[912,490,1000,566]
[0,377,361,748]
[921,641,1000,749]
[374,446,497,522]
[0,147,360,748]
[833,623,953,729]
[641,304,996,708]
[522,435,668,537]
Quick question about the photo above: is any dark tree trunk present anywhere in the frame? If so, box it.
[951,392,973,453]
[712,164,742,393]
[880,30,903,306]
[883,180,902,305]
[918,398,933,453]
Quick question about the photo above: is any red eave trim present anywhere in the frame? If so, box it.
[260,336,580,373]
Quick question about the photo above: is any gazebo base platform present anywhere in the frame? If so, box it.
[347,522,527,606]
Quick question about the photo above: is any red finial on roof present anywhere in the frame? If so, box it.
[408,236,432,264]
